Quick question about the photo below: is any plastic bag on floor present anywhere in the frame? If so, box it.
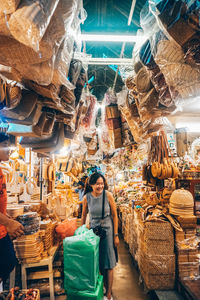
[63,229,100,293]
[56,218,77,240]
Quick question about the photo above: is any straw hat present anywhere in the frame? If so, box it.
[169,189,194,216]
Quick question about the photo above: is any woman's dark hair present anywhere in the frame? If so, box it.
[84,172,108,194]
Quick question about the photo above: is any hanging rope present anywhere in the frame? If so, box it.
[112,42,126,94]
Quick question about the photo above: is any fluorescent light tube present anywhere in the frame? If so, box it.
[81,34,146,43]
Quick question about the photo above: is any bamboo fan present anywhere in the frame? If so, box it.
[8,0,59,49]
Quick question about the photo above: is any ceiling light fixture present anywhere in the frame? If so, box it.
[81,34,146,43]
[87,57,133,65]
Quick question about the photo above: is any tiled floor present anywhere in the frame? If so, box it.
[112,239,149,300]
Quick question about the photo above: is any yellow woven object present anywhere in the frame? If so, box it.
[16,57,54,86]
[0,13,11,36]
[155,40,185,65]
[8,0,59,49]
[0,0,20,14]
[0,35,52,65]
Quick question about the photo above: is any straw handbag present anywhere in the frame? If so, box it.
[24,80,61,102]
[42,113,56,136]
[1,89,37,120]
[6,102,42,126]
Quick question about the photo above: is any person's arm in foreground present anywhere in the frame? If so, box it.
[0,212,24,239]
[107,191,119,247]
[81,195,88,225]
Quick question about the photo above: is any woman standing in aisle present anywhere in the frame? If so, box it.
[81,172,119,300]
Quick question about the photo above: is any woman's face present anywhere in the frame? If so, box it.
[91,176,104,194]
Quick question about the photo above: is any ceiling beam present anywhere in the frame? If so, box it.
[128,0,136,25]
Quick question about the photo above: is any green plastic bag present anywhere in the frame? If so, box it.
[64,229,100,292]
[67,275,104,300]
[74,225,89,236]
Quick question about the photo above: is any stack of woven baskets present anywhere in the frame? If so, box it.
[138,220,175,290]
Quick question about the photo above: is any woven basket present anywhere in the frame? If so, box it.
[0,35,52,65]
[141,271,175,290]
[155,40,185,65]
[161,63,200,88]
[135,67,152,93]
[16,57,54,86]
[125,75,136,90]
[140,239,174,256]
[8,0,59,49]
[0,13,11,36]
[144,220,174,241]
[0,64,22,81]
[0,0,20,14]
[177,82,200,99]
[139,88,159,110]
[139,253,175,275]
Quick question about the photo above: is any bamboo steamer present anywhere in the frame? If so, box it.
[0,0,21,14]
[8,0,60,49]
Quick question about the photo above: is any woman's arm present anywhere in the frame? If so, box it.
[0,212,24,239]
[81,195,88,225]
[107,191,119,247]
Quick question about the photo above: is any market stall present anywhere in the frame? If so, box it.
[0,0,199,300]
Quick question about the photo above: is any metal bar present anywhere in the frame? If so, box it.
[39,158,43,201]
[87,57,132,65]
[128,0,136,25]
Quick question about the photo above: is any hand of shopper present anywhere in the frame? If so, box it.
[6,219,24,239]
[114,236,119,247]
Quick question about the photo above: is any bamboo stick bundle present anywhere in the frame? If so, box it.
[8,0,60,50]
